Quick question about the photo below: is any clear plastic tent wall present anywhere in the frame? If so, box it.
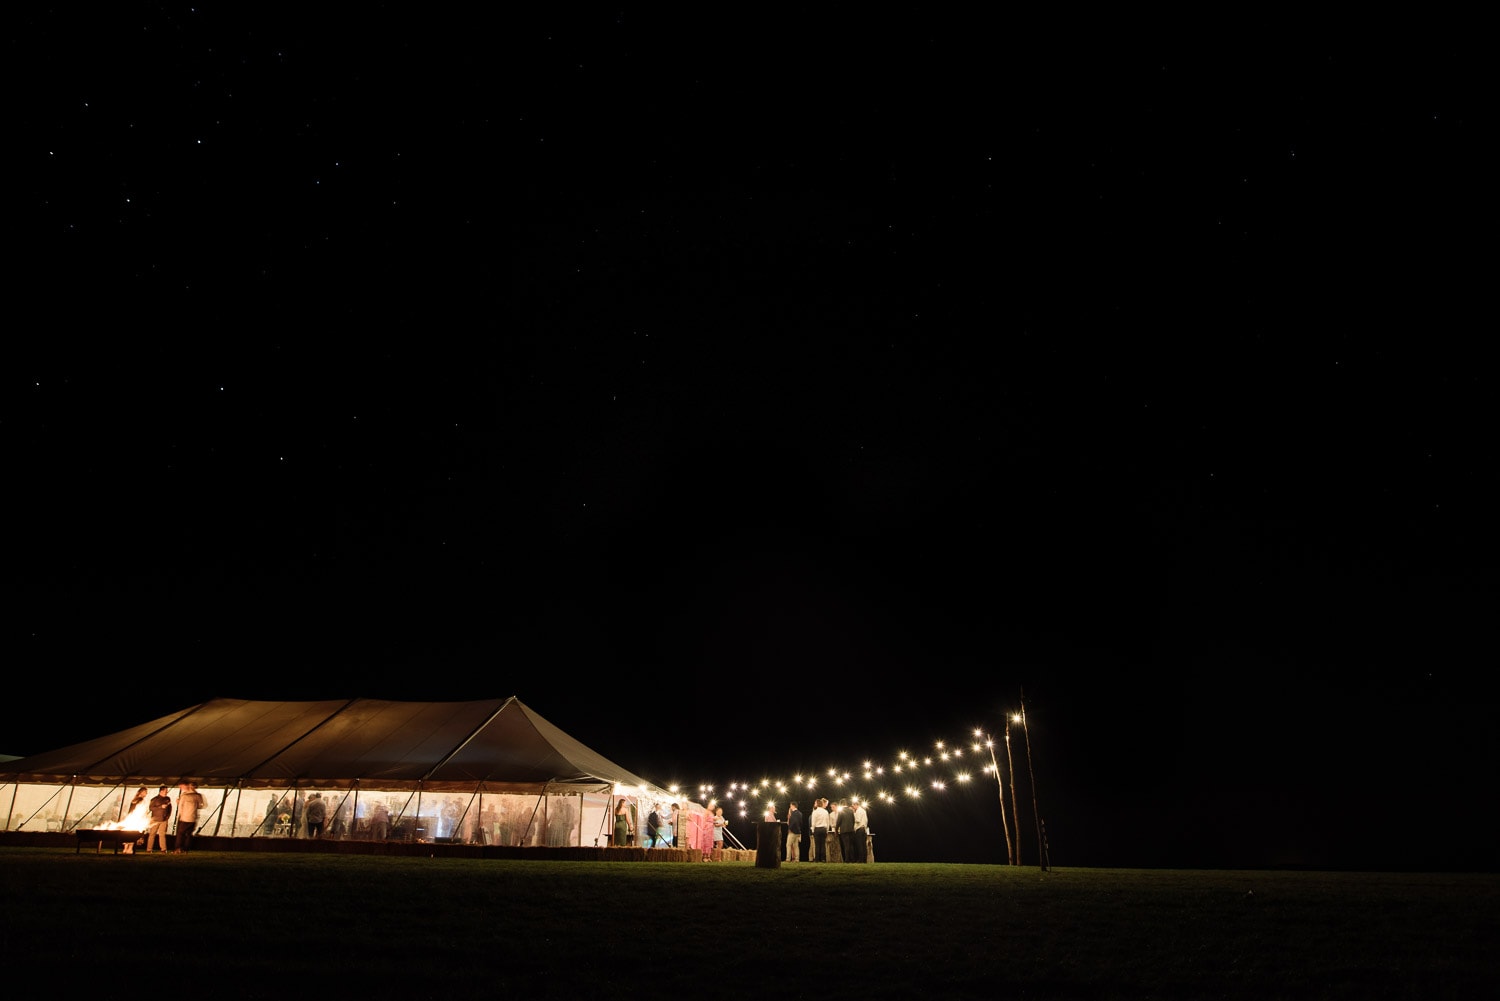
[1,781,626,846]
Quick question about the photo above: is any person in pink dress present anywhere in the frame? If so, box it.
[694,806,715,859]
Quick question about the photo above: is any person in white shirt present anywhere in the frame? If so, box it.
[852,801,869,862]
[712,805,727,857]
[809,798,831,862]
[174,782,207,854]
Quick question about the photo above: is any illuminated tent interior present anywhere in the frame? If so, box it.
[0,696,682,849]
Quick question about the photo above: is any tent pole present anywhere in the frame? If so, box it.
[201,788,225,836]
[1005,721,1022,865]
[455,784,484,844]
[225,782,242,837]
[522,792,545,847]
[325,787,353,840]
[595,792,613,846]
[211,786,228,836]
[391,789,419,840]
[72,786,120,829]
[252,790,276,838]
[20,786,66,831]
[62,778,78,833]
[1019,689,1046,872]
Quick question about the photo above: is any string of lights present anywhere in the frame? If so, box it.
[640,706,1042,866]
[684,728,1000,811]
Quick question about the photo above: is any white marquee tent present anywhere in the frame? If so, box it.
[0,696,684,849]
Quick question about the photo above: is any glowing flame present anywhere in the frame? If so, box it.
[97,796,152,832]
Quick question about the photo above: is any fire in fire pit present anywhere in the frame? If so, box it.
[96,794,153,833]
[76,829,146,854]
[78,792,152,853]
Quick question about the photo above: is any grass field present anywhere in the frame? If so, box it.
[2,848,1495,999]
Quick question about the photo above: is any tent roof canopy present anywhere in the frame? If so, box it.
[1,696,658,795]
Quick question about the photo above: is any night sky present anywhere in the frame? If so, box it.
[13,12,1495,869]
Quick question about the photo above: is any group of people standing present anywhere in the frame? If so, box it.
[122,782,206,854]
[782,798,868,862]
[617,800,733,859]
[611,797,869,862]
